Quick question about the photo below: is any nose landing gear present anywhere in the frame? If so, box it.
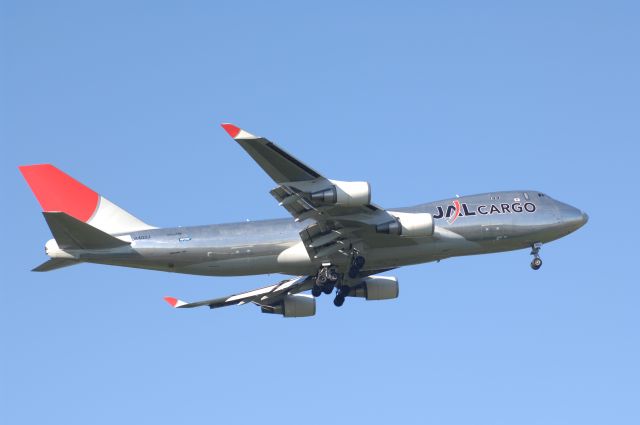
[530,243,543,270]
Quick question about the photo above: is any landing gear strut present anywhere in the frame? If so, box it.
[530,242,543,270]
[348,254,366,278]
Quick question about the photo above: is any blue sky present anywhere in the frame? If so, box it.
[1,1,638,424]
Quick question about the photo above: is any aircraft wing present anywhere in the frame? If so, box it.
[164,275,314,310]
[221,123,421,261]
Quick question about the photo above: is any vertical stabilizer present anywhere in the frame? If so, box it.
[19,164,155,234]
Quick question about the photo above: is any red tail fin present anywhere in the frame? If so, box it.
[19,164,99,222]
[20,164,154,234]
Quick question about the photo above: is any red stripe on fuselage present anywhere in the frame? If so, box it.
[19,164,99,222]
[448,200,461,224]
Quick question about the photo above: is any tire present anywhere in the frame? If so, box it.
[354,256,366,269]
[312,286,322,297]
[323,284,334,295]
[333,296,345,307]
[531,258,542,270]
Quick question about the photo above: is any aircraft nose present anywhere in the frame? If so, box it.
[581,211,589,225]
[557,202,588,231]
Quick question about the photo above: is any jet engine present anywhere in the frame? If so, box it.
[310,180,371,207]
[375,211,434,237]
[348,275,399,301]
[261,294,316,317]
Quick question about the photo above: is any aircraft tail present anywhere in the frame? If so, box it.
[32,258,79,272]
[19,164,155,235]
[43,212,131,250]
[28,212,130,272]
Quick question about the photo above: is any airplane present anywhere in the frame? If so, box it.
[19,123,588,317]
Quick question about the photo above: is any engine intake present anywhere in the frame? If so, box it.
[261,294,316,317]
[311,180,371,207]
[376,211,434,237]
[348,275,399,301]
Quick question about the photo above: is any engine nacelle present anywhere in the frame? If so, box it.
[310,180,371,207]
[376,211,434,237]
[261,294,316,317]
[348,275,399,301]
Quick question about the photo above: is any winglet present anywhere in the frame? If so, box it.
[221,123,240,138]
[220,123,258,140]
[164,296,188,308]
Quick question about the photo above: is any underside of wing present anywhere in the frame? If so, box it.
[164,273,401,317]
[164,276,317,317]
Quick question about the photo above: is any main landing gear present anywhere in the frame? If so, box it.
[530,242,543,270]
[311,254,367,307]
[333,286,351,307]
[348,255,366,278]
[332,254,365,306]
[312,264,340,297]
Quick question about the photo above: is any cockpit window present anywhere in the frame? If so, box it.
[537,193,546,197]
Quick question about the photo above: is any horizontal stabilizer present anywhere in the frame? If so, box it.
[32,258,79,272]
[43,212,131,250]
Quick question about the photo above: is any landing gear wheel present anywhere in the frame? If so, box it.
[531,257,542,270]
[353,256,366,269]
[312,286,322,297]
[316,274,327,285]
[333,286,350,307]
[328,270,339,282]
[322,283,335,295]
[529,242,543,271]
